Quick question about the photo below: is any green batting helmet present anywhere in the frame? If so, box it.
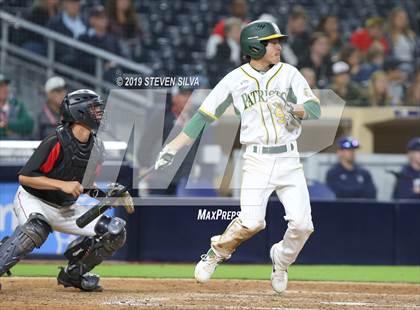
[240,20,288,60]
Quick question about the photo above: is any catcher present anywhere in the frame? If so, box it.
[0,89,133,292]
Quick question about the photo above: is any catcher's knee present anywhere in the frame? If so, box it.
[64,215,126,264]
[0,213,50,276]
[21,213,51,248]
[211,217,264,259]
[94,215,126,251]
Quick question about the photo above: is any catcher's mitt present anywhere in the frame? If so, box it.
[107,183,135,214]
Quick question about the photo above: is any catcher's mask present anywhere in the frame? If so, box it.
[240,20,288,60]
[61,89,105,132]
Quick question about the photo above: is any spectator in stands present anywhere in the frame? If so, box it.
[47,0,87,65]
[350,17,389,55]
[367,71,392,106]
[206,0,248,62]
[340,45,364,84]
[330,61,366,106]
[106,0,142,60]
[406,69,420,106]
[316,15,342,58]
[392,137,420,200]
[356,45,386,85]
[206,17,241,87]
[299,32,332,88]
[386,7,416,74]
[300,68,317,89]
[36,76,66,139]
[210,0,248,39]
[384,58,406,106]
[79,5,121,77]
[48,0,86,39]
[300,67,321,99]
[326,137,377,199]
[0,74,34,139]
[286,5,311,66]
[21,0,59,55]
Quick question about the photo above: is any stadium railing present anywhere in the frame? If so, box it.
[0,11,152,94]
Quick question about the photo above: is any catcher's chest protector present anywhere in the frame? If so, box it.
[51,125,104,186]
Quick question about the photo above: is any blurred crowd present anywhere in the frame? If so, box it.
[7,0,417,107]
[16,0,142,78]
[206,1,419,107]
[2,0,417,134]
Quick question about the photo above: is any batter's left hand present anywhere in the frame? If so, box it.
[154,145,177,170]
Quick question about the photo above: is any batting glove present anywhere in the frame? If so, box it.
[155,145,177,170]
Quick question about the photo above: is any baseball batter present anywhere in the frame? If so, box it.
[155,20,320,293]
[0,89,133,291]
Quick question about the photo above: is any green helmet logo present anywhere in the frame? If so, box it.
[240,20,288,60]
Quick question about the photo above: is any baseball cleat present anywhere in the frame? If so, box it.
[194,248,223,283]
[57,267,103,292]
[270,244,288,294]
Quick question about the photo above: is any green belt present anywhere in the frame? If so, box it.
[253,143,293,154]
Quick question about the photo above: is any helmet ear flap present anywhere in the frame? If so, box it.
[60,95,74,124]
[250,44,266,60]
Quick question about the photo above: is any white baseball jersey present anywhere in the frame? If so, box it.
[199,62,319,146]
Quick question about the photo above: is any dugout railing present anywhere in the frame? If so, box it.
[0,11,152,103]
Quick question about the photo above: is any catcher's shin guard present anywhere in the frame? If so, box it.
[210,217,265,259]
[0,213,51,277]
[58,215,126,291]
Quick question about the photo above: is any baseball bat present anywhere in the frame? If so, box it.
[76,165,155,228]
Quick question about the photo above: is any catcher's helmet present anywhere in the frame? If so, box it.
[61,89,104,132]
[240,20,287,60]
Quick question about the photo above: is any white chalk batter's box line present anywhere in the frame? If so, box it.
[103,295,420,310]
[197,209,241,221]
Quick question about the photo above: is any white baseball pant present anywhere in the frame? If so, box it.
[13,186,100,237]
[239,142,314,270]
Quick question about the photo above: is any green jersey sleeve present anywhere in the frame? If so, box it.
[182,111,213,139]
[290,68,321,120]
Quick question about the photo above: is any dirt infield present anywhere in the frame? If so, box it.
[0,277,419,310]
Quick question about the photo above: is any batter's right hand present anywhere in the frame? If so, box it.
[61,181,84,198]
[154,145,177,170]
